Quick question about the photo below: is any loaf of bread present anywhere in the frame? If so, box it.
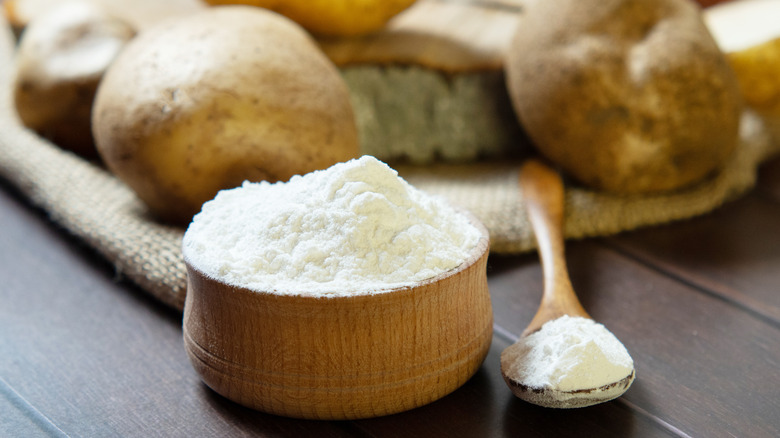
[319,0,530,164]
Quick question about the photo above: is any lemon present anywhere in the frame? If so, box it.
[728,38,780,116]
[705,0,780,116]
[203,0,418,37]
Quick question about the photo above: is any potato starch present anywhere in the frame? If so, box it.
[501,316,634,393]
[182,156,482,296]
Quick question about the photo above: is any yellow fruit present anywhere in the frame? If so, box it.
[203,0,418,37]
[704,0,780,135]
[727,38,780,116]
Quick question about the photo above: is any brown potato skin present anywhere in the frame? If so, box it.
[506,0,742,194]
[92,6,360,225]
[13,2,135,158]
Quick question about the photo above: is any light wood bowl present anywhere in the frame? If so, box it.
[182,215,493,420]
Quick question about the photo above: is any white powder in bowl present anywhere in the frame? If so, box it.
[182,155,482,296]
[501,316,634,397]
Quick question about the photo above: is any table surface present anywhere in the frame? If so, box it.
[1,157,779,438]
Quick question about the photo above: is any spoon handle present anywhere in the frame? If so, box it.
[519,159,589,336]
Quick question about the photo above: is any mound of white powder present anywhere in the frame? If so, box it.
[182,155,482,296]
[501,316,634,394]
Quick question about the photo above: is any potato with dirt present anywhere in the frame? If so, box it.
[506,0,742,194]
[13,1,135,158]
[92,6,360,224]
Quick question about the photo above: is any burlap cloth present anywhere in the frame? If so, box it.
[1,18,778,312]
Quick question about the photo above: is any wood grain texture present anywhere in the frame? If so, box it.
[517,160,590,336]
[3,0,778,435]
[606,191,780,325]
[182,217,493,420]
[0,181,672,437]
[0,377,66,438]
[352,337,671,438]
[758,156,780,201]
[489,238,780,437]
[0,183,353,437]
[499,160,634,409]
[3,153,778,436]
[6,166,780,435]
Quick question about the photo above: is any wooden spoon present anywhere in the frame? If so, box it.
[517,159,590,336]
[500,159,635,408]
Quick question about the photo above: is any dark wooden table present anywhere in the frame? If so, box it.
[2,158,779,437]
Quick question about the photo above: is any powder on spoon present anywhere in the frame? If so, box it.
[182,155,482,296]
[501,315,634,404]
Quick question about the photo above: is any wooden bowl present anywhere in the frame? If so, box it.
[182,216,493,420]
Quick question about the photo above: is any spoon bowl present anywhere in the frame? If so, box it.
[500,159,635,408]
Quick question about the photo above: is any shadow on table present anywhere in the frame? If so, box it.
[502,394,638,438]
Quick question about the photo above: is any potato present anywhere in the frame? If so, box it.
[92,6,360,225]
[12,1,135,158]
[506,0,742,194]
